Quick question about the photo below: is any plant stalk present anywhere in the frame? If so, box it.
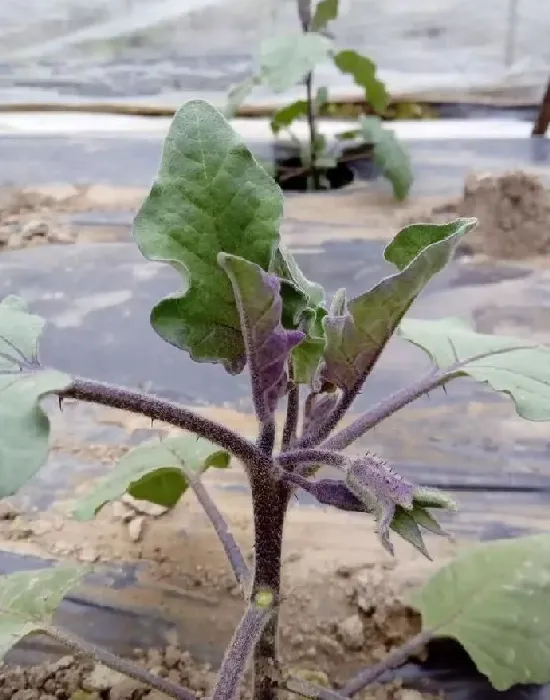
[341,629,433,695]
[250,475,290,700]
[45,624,196,700]
[212,598,275,700]
[305,72,320,191]
[163,443,249,589]
[60,377,270,475]
[282,383,300,450]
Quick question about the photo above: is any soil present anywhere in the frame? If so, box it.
[414,170,550,261]
[3,171,550,263]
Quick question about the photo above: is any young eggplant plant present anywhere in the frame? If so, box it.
[3,100,550,699]
[226,0,412,197]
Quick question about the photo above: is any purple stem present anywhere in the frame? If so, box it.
[60,377,271,476]
[212,597,274,700]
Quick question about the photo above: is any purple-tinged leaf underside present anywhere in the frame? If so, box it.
[320,218,478,392]
[289,475,454,558]
[219,254,305,422]
[345,453,415,554]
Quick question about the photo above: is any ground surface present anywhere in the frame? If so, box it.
[2,170,550,698]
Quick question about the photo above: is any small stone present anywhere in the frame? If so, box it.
[122,494,169,517]
[70,692,101,700]
[399,691,425,700]
[31,518,53,535]
[48,655,75,672]
[163,645,181,669]
[111,501,134,522]
[147,693,171,700]
[13,692,39,700]
[146,649,164,668]
[127,516,145,543]
[338,614,364,650]
[21,220,49,240]
[108,678,147,700]
[0,501,19,520]
[79,546,99,563]
[83,664,127,692]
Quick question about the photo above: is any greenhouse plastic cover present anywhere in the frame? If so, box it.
[0,0,548,107]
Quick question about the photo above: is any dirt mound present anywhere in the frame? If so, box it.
[423,170,550,260]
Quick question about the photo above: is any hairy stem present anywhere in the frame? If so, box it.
[295,389,354,449]
[257,419,276,455]
[322,369,445,451]
[212,596,275,700]
[282,384,300,450]
[163,443,249,589]
[305,72,320,191]
[250,473,290,700]
[341,629,433,695]
[277,448,346,471]
[285,677,347,700]
[45,624,196,700]
[60,377,269,473]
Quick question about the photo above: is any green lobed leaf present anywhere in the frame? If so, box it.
[0,296,71,497]
[260,34,333,93]
[218,254,305,422]
[311,0,339,30]
[74,434,230,520]
[270,100,309,134]
[399,317,550,421]
[0,565,85,660]
[332,51,389,113]
[359,116,413,200]
[320,219,478,391]
[133,99,283,374]
[411,533,550,690]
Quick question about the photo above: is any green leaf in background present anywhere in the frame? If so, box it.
[399,317,550,421]
[74,434,231,520]
[311,0,339,31]
[0,565,85,660]
[320,219,478,391]
[270,100,309,134]
[359,116,413,200]
[218,254,305,421]
[260,34,333,93]
[412,533,550,690]
[133,100,283,374]
[332,51,389,113]
[0,296,71,497]
[225,76,259,116]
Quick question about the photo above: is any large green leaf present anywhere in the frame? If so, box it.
[320,219,478,391]
[133,100,283,374]
[412,533,550,690]
[333,51,389,113]
[311,0,339,30]
[260,34,333,93]
[0,296,71,497]
[74,434,231,520]
[359,116,412,200]
[0,565,85,660]
[399,317,550,421]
